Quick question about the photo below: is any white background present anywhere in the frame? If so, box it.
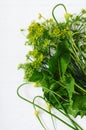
[0,0,86,130]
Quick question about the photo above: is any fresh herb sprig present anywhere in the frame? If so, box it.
[17,3,86,130]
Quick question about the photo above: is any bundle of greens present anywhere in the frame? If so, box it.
[17,4,86,130]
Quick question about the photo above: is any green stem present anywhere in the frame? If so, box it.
[33,96,47,130]
[52,94,78,130]
[52,94,83,130]
[50,109,56,130]
[52,3,67,24]
[69,42,81,66]
[70,50,84,74]
[17,83,76,130]
[59,110,83,130]
[36,85,82,130]
[58,58,61,79]
[42,85,68,102]
[69,36,85,74]
[37,116,47,130]
[33,96,56,130]
[75,83,86,93]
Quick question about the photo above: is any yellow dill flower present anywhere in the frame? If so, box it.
[34,110,39,117]
[28,21,36,31]
[34,82,40,87]
[47,19,54,24]
[32,60,38,68]
[28,22,44,37]
[67,31,72,36]
[43,39,50,48]
[53,28,59,35]
[46,103,51,111]
[64,13,71,20]
[42,21,47,26]
[29,22,44,38]
[38,54,44,62]
[31,53,44,69]
[33,50,38,57]
[28,50,39,58]
[38,13,42,20]
[51,42,57,47]
[49,26,60,38]
[81,9,86,14]
[37,28,43,36]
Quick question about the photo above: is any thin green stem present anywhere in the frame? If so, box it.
[38,82,83,129]
[75,83,86,93]
[34,91,82,130]
[37,116,47,130]
[52,94,79,130]
[33,95,76,130]
[42,86,68,102]
[70,49,83,72]
[33,96,47,130]
[33,96,56,130]
[52,3,67,24]
[17,83,76,130]
[52,94,83,130]
[50,109,56,130]
[59,110,83,130]
[58,58,61,79]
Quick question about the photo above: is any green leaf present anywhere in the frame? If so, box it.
[72,95,86,117]
[48,55,58,74]
[63,75,75,102]
[55,41,70,57]
[48,41,70,79]
[60,51,70,78]
[29,70,43,82]
[50,82,59,90]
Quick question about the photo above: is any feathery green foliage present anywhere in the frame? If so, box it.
[18,4,86,130]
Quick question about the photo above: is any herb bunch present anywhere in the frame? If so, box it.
[17,4,86,130]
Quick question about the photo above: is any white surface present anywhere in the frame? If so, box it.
[0,0,86,130]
